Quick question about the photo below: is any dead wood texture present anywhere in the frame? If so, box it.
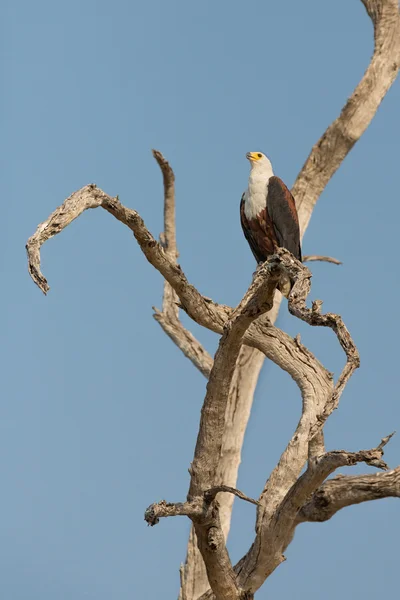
[26,1,400,599]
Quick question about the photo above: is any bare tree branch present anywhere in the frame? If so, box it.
[152,150,214,379]
[296,466,400,524]
[145,499,204,525]
[144,255,328,600]
[180,344,269,600]
[145,487,259,528]
[143,247,359,598]
[285,253,361,433]
[26,188,332,405]
[214,344,269,532]
[24,183,336,595]
[229,250,359,593]
[188,259,283,497]
[152,150,177,263]
[254,249,358,512]
[151,152,243,595]
[273,434,395,534]
[184,260,285,600]
[204,486,259,507]
[236,434,394,595]
[26,185,103,294]
[302,255,342,265]
[242,5,400,575]
[152,149,179,321]
[285,433,394,515]
[292,0,400,234]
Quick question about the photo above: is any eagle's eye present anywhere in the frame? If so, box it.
[257,153,262,158]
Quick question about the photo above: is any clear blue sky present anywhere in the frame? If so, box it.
[4,1,400,598]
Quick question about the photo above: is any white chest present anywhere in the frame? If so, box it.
[244,176,270,220]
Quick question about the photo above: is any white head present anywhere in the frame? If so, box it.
[246,151,274,179]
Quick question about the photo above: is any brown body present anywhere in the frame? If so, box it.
[240,176,302,264]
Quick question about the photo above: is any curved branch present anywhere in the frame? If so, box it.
[152,149,177,263]
[152,149,179,321]
[285,251,361,432]
[235,250,360,593]
[26,186,332,411]
[26,185,104,294]
[152,150,213,379]
[302,255,342,265]
[296,466,400,524]
[293,0,400,233]
[237,434,395,595]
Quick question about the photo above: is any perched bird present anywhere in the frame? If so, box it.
[240,151,301,296]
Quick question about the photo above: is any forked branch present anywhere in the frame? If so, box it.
[297,466,400,524]
[151,150,214,378]
[26,185,332,410]
[184,259,284,599]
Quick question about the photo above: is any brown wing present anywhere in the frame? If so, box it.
[240,193,276,263]
[267,176,302,261]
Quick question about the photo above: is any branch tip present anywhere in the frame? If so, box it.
[378,431,396,450]
[303,255,342,265]
[152,148,176,182]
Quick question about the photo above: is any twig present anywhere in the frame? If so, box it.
[377,431,396,450]
[204,486,259,507]
[303,255,342,265]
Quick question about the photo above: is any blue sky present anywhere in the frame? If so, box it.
[3,0,400,598]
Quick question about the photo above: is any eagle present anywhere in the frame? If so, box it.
[240,151,301,297]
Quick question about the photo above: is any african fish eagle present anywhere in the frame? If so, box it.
[240,151,301,296]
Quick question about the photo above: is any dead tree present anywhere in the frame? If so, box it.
[26,1,400,598]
